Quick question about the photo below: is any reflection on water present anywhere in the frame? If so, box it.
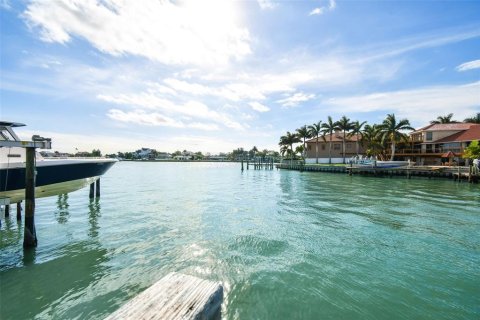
[88,198,101,238]
[21,245,37,266]
[55,194,70,224]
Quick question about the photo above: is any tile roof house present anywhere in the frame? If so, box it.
[396,123,480,165]
[305,132,365,164]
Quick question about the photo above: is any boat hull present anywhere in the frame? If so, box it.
[0,159,116,203]
[352,160,413,168]
[1,176,100,203]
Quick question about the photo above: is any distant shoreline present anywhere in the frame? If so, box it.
[120,159,235,163]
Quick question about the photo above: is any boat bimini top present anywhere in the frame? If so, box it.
[0,121,26,142]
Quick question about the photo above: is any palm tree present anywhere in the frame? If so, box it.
[335,115,354,163]
[280,145,289,158]
[296,125,310,159]
[321,116,339,164]
[308,121,322,164]
[279,131,301,161]
[379,114,414,161]
[249,146,258,160]
[295,145,304,158]
[464,113,480,124]
[430,113,458,124]
[362,124,383,158]
[349,120,367,155]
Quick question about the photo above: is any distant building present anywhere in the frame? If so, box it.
[173,155,191,160]
[208,155,228,161]
[75,151,90,157]
[396,123,480,165]
[156,152,172,160]
[135,148,156,159]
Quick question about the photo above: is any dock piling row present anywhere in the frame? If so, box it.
[276,163,479,183]
[241,157,275,170]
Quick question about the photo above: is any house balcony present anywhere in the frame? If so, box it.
[394,148,464,156]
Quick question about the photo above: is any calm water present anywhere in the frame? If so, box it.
[1,162,479,319]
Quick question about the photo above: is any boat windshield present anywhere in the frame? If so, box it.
[0,125,20,141]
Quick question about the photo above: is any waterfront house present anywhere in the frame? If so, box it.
[396,123,480,165]
[135,147,157,159]
[155,152,172,160]
[305,132,366,164]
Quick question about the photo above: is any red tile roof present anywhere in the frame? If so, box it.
[435,124,480,143]
[416,123,474,132]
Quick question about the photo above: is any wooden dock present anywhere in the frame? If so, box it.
[105,272,223,320]
[277,163,479,183]
[276,163,347,173]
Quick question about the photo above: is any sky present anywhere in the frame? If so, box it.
[1,0,479,154]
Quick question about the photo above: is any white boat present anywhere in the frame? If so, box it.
[0,121,117,204]
[350,156,413,168]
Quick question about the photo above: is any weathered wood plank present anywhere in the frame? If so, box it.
[106,272,223,320]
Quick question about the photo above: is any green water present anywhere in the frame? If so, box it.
[1,162,479,319]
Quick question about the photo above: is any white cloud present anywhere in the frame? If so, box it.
[309,0,336,16]
[106,109,220,131]
[277,92,316,107]
[99,93,245,130]
[107,109,184,128]
[248,101,270,112]
[309,8,324,16]
[324,81,480,126]
[365,28,480,61]
[257,0,276,10]
[164,78,213,96]
[456,59,480,72]
[23,0,251,66]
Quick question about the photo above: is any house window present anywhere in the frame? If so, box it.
[346,143,352,149]
[321,144,326,150]
[334,144,340,150]
[426,132,433,141]
[308,145,311,150]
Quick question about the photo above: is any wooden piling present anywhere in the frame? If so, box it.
[241,158,244,171]
[89,183,95,198]
[5,204,9,217]
[24,147,37,248]
[96,179,101,198]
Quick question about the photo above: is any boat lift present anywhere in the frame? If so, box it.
[0,121,52,247]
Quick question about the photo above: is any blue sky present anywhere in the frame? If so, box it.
[1,0,479,153]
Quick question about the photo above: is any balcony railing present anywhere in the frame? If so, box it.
[395,148,463,155]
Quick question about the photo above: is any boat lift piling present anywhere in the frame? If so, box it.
[89,179,101,199]
[24,146,37,247]
[0,133,51,248]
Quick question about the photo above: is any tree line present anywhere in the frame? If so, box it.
[279,112,480,164]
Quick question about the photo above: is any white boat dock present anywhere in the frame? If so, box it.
[105,272,223,320]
